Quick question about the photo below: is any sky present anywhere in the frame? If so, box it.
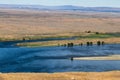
[0,0,120,7]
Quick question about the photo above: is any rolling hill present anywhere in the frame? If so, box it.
[0,4,120,12]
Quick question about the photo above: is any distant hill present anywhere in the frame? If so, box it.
[0,4,120,12]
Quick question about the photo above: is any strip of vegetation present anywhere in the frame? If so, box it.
[17,38,120,47]
[17,41,59,47]
[77,32,120,39]
[1,32,120,47]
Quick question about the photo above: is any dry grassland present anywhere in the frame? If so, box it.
[0,8,120,40]
[0,71,119,80]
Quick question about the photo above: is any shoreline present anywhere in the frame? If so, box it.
[0,71,120,80]
[0,32,120,47]
[73,55,120,60]
[16,37,120,47]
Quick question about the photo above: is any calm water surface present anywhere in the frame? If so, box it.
[0,42,120,73]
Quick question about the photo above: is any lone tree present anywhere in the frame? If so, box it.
[90,42,93,46]
[95,32,99,34]
[79,43,83,46]
[101,41,105,45]
[86,42,90,46]
[67,43,74,47]
[23,38,25,41]
[97,41,101,46]
[63,44,67,47]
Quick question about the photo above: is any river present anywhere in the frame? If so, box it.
[0,40,120,73]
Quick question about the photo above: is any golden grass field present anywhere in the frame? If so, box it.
[0,8,120,40]
[0,71,120,80]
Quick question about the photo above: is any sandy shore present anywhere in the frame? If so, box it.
[0,71,119,80]
[74,55,120,60]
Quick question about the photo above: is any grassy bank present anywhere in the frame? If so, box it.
[17,37,120,47]
[0,32,84,41]
[16,32,120,47]
[0,32,120,47]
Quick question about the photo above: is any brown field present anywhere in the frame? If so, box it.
[0,71,119,80]
[0,8,120,40]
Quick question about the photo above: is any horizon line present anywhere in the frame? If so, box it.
[0,3,120,8]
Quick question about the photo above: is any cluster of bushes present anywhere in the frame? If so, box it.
[60,41,105,47]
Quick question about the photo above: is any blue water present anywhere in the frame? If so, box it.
[0,37,76,48]
[0,42,120,73]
